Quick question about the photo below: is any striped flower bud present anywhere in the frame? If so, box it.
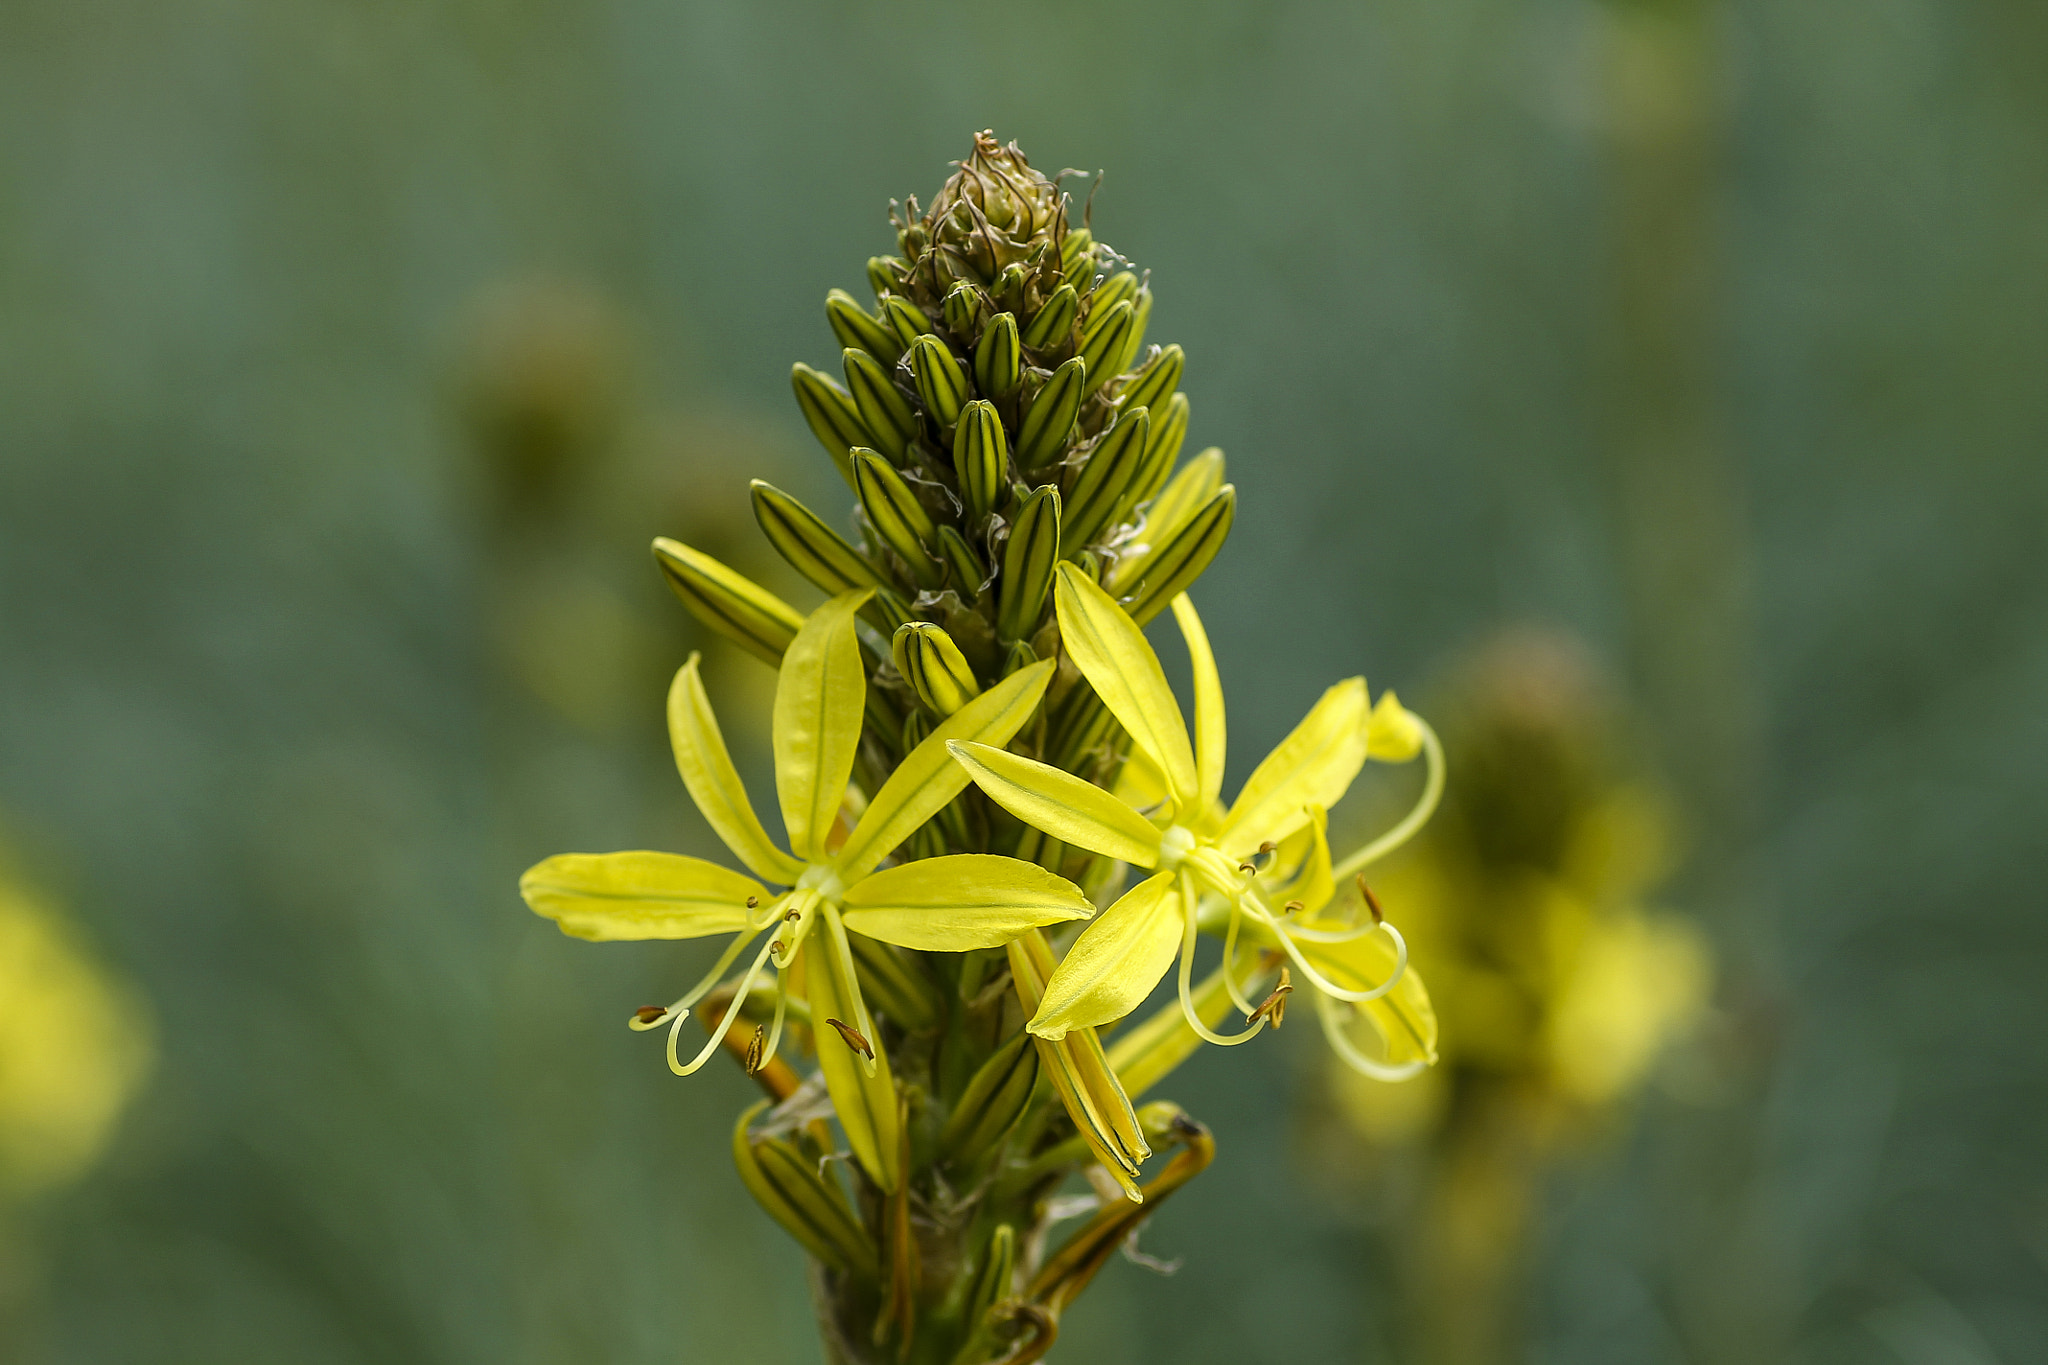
[936,523,987,593]
[974,312,1022,399]
[952,399,1008,527]
[1133,391,1190,502]
[1015,357,1086,470]
[866,255,906,300]
[942,281,981,337]
[881,294,934,349]
[732,1104,879,1278]
[1120,483,1235,625]
[827,289,901,364]
[1020,283,1079,353]
[650,537,803,665]
[1061,406,1150,551]
[853,448,943,588]
[939,1032,1039,1166]
[1119,342,1183,417]
[1075,299,1135,396]
[749,480,885,596]
[843,347,920,462]
[790,363,871,489]
[892,621,983,718]
[997,485,1061,642]
[906,334,968,429]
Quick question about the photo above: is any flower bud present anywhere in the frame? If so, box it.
[974,312,1022,399]
[732,1103,879,1278]
[866,254,906,301]
[749,480,885,597]
[952,399,1008,527]
[996,485,1061,642]
[1131,391,1190,503]
[843,348,920,462]
[939,1032,1039,1166]
[936,523,987,593]
[790,363,871,489]
[827,289,900,364]
[906,334,968,429]
[1015,357,1086,469]
[1061,406,1149,550]
[1119,343,1183,417]
[853,449,943,588]
[1120,484,1234,626]
[651,537,803,666]
[1076,300,1135,396]
[881,294,934,350]
[892,621,983,718]
[941,281,982,337]
[1020,283,1079,353]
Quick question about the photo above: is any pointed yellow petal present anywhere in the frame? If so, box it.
[1217,677,1369,856]
[773,591,871,862]
[1305,931,1439,1066]
[948,742,1163,868]
[1028,872,1183,1039]
[840,854,1093,951]
[1274,805,1334,915]
[1110,742,1170,815]
[1169,594,1226,812]
[667,657,805,885]
[520,851,762,940]
[796,930,901,1192]
[1053,565,1197,805]
[833,661,1054,882]
[1366,688,1424,763]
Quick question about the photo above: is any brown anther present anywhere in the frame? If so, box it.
[745,895,759,909]
[745,1026,767,1074]
[1238,862,1258,874]
[632,1005,666,1025]
[1245,968,1293,1030]
[1283,899,1305,914]
[1258,841,1277,857]
[824,1017,875,1060]
[784,906,802,921]
[1356,875,1384,924]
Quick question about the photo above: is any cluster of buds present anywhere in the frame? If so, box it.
[522,135,1443,1364]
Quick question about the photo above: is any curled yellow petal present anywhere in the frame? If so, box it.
[773,591,871,862]
[1028,872,1183,1039]
[1366,688,1424,763]
[833,660,1054,882]
[948,742,1163,869]
[519,851,762,940]
[1303,928,1439,1067]
[1053,565,1197,805]
[1217,677,1369,856]
[840,854,1093,952]
[667,657,805,885]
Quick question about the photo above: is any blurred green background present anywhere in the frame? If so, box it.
[1,1,2043,1361]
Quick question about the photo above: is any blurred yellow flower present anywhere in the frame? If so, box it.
[0,871,150,1199]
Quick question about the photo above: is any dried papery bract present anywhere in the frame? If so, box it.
[518,133,1447,1363]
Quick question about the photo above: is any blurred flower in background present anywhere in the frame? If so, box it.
[1302,630,1711,1365]
[0,848,150,1332]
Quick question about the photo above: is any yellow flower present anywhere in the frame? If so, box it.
[521,590,1090,1191]
[949,565,1441,1077]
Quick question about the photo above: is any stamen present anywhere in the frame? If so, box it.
[745,1026,766,1074]
[632,1005,666,1026]
[1356,876,1384,924]
[1332,714,1445,882]
[1267,917,1411,1005]
[668,932,778,1076]
[825,1017,874,1060]
[746,896,759,909]
[1238,862,1258,874]
[1312,984,1428,1081]
[1245,968,1292,1029]
[1219,898,1259,1015]
[629,923,766,1031]
[1283,900,1304,914]
[1175,877,1266,1047]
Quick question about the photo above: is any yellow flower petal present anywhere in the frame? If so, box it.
[773,591,871,862]
[833,661,1054,882]
[519,851,762,940]
[1217,677,1369,856]
[666,658,805,885]
[1169,594,1227,813]
[1029,871,1184,1039]
[1304,929,1439,1066]
[1365,688,1424,763]
[1053,565,1197,806]
[948,742,1164,869]
[840,854,1093,951]
[1111,742,1170,815]
[795,929,901,1192]
[1274,805,1334,915]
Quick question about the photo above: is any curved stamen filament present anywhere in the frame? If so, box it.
[668,931,779,1076]
[1176,877,1265,1047]
[1331,716,1444,883]
[1312,984,1429,1081]
[756,975,789,1072]
[1218,899,1261,1017]
[1263,910,1410,1006]
[629,922,768,1031]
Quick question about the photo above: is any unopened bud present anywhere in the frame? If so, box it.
[842,348,920,462]
[1021,283,1079,353]
[750,480,885,596]
[1015,356,1087,469]
[952,400,1009,527]
[942,281,981,336]
[892,621,982,717]
[881,294,934,349]
[652,538,804,666]
[1061,405,1149,550]
[826,289,901,364]
[1120,484,1235,626]
[867,255,906,301]
[907,334,968,428]
[1119,343,1183,417]
[996,485,1061,642]
[852,449,944,588]
[790,364,872,489]
[1076,300,1134,396]
[974,312,1022,399]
